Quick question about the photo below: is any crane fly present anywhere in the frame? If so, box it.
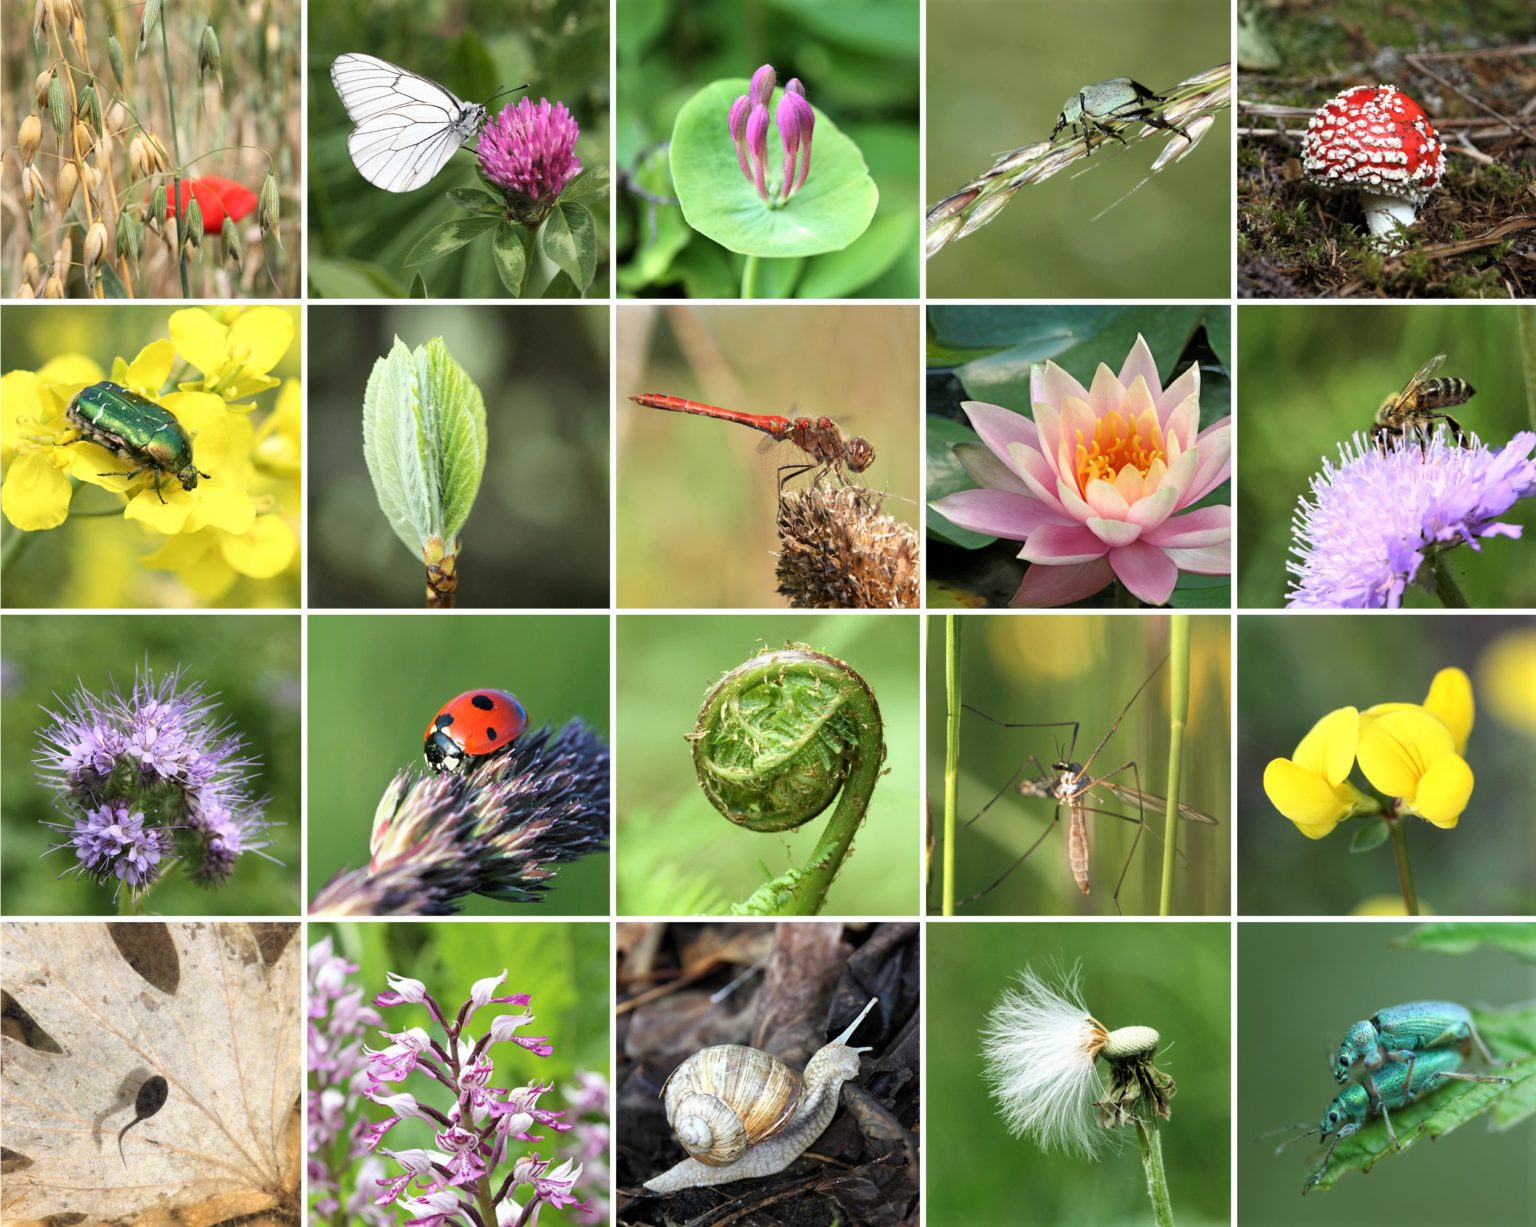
[960,654,1218,913]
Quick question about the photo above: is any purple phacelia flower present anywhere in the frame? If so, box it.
[37,665,274,901]
[728,64,817,204]
[477,97,582,225]
[1287,431,1536,608]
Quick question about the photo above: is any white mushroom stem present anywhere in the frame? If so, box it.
[1360,192,1419,246]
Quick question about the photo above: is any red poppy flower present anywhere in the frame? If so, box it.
[165,176,258,232]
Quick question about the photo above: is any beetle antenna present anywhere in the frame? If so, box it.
[1263,1124,1321,1153]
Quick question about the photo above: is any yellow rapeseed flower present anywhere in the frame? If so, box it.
[170,306,294,403]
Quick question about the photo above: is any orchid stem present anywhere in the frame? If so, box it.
[942,615,961,916]
[1428,552,1468,608]
[1135,1118,1176,1227]
[1158,615,1189,917]
[1387,816,1420,916]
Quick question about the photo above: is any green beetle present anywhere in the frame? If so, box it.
[64,381,210,503]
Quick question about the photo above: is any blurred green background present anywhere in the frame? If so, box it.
[0,614,301,915]
[309,921,608,1219]
[616,0,919,298]
[927,922,1229,1227]
[617,304,920,608]
[928,614,1230,916]
[1239,616,1536,915]
[927,0,1230,299]
[307,614,609,914]
[1238,923,1536,1225]
[1,305,303,609]
[1239,304,1536,607]
[927,304,1232,607]
[308,0,609,298]
[307,305,608,609]
[615,614,918,915]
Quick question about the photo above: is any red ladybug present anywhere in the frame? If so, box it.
[423,689,528,774]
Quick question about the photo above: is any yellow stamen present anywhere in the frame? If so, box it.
[1074,408,1166,494]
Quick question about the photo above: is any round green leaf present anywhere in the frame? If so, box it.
[670,78,878,258]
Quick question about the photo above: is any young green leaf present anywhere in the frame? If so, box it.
[402,216,499,268]
[1394,922,1536,965]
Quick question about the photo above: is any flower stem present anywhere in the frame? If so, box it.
[160,13,190,298]
[942,615,962,916]
[1428,551,1468,607]
[741,253,760,298]
[1134,1118,1176,1227]
[0,528,36,577]
[1159,615,1189,917]
[1518,305,1536,431]
[1387,816,1420,916]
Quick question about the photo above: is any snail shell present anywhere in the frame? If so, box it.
[662,1045,802,1165]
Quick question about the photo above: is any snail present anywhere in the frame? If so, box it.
[644,996,879,1194]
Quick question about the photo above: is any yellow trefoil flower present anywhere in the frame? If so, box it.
[1263,706,1372,840]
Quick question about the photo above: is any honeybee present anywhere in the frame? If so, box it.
[1372,353,1475,451]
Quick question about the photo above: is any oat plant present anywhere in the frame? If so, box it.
[926,63,1231,258]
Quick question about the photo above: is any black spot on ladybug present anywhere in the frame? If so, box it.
[485,726,498,741]
[436,713,455,730]
[471,693,496,711]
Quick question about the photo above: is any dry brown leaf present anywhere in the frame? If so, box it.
[1,921,301,1226]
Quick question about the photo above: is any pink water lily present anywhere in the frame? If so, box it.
[932,334,1232,606]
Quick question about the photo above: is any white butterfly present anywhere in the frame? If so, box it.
[330,53,491,193]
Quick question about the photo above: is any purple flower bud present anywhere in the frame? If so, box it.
[747,102,770,202]
[727,94,753,184]
[777,90,816,200]
[749,63,777,109]
[786,77,806,99]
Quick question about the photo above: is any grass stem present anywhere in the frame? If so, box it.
[1158,615,1189,916]
[943,615,961,916]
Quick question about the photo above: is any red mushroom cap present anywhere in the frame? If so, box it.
[1301,85,1443,202]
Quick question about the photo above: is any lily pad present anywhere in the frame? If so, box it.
[671,78,878,258]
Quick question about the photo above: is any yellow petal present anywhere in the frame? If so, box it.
[227,307,295,375]
[221,513,296,577]
[1407,755,1474,829]
[1264,758,1349,837]
[1352,895,1437,916]
[1422,667,1474,754]
[1,450,74,529]
[124,339,175,396]
[1356,709,1455,798]
[141,529,237,600]
[169,308,229,376]
[123,484,194,531]
[1291,707,1359,785]
[1478,630,1536,735]
[186,481,257,534]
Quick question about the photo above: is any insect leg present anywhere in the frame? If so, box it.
[960,760,1035,831]
[1437,412,1467,447]
[1137,112,1193,146]
[1107,760,1147,915]
[961,805,1061,906]
[1076,655,1168,777]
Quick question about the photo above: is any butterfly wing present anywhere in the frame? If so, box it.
[330,53,480,193]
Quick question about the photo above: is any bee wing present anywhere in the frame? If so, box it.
[1092,779,1219,825]
[1399,353,1447,398]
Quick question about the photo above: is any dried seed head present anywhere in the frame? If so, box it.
[81,161,101,207]
[73,120,95,157]
[775,484,920,608]
[83,220,109,277]
[70,13,85,55]
[19,113,42,165]
[16,280,35,299]
[23,166,44,208]
[146,131,169,171]
[128,134,147,179]
[106,101,127,134]
[32,0,47,45]
[56,161,79,211]
[43,270,64,298]
[55,237,72,269]
[34,70,51,109]
[22,250,41,287]
[49,0,71,28]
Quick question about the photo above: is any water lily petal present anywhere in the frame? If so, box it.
[1143,505,1231,548]
[955,440,1031,494]
[1010,556,1115,606]
[1086,363,1125,418]
[1083,476,1129,519]
[1039,360,1089,412]
[1108,539,1177,605]
[1020,522,1108,565]
[961,400,1039,479]
[1157,362,1200,423]
[1028,400,1068,486]
[1163,394,1200,451]
[1004,441,1073,517]
[1182,420,1234,503]
[931,487,1064,540]
[1162,542,1231,574]
[1085,516,1142,547]
[1116,334,1162,401]
[1124,483,1180,531]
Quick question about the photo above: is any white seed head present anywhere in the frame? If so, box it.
[980,964,1108,1159]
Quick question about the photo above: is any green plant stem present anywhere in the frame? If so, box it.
[1429,551,1468,607]
[0,528,37,576]
[159,15,190,298]
[1159,616,1189,916]
[1387,816,1420,916]
[943,615,961,916]
[1134,1119,1176,1227]
[1518,305,1536,431]
[741,253,760,298]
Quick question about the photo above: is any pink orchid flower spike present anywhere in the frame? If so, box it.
[931,333,1233,606]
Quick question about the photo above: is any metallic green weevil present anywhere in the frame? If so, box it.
[1334,1001,1501,1102]
[64,381,210,504]
[1285,1046,1508,1189]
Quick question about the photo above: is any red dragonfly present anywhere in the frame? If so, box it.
[629,394,875,487]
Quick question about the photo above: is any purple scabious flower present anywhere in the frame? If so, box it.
[36,665,273,900]
[477,97,581,224]
[1287,431,1536,608]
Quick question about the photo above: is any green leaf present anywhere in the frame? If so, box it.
[360,337,488,558]
[559,200,598,290]
[307,257,408,299]
[797,208,915,298]
[409,272,428,298]
[560,163,610,206]
[1394,922,1536,965]
[402,216,498,268]
[1166,579,1231,608]
[671,78,878,259]
[491,224,527,297]
[925,415,993,549]
[537,205,582,288]
[1306,1053,1536,1192]
[1205,309,1231,371]
[1348,818,1390,854]
[448,187,503,214]
[98,263,127,299]
[617,146,689,294]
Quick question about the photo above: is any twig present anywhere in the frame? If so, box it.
[1405,54,1536,145]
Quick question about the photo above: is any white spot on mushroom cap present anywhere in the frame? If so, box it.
[1300,84,1442,200]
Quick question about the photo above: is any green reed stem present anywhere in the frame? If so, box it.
[1159,615,1189,916]
[1518,306,1536,431]
[943,615,961,916]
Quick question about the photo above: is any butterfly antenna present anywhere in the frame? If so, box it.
[485,82,530,106]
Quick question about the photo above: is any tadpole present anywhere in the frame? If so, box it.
[117,1075,168,1164]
